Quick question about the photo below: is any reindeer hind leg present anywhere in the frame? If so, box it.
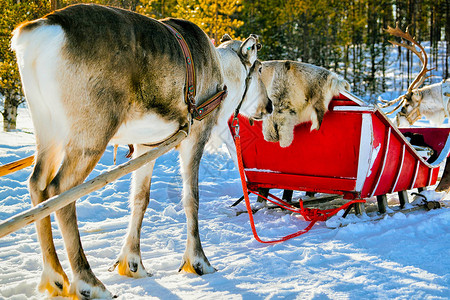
[46,142,113,299]
[29,143,71,297]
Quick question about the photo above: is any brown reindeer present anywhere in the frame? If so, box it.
[12,4,271,299]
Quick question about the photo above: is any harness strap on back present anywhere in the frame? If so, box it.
[163,23,227,121]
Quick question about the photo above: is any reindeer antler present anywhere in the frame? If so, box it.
[378,95,407,115]
[378,23,435,115]
[385,23,433,95]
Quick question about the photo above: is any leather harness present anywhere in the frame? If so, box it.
[122,23,229,159]
[164,23,228,121]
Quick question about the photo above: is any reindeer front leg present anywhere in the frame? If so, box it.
[113,144,155,278]
[178,133,216,275]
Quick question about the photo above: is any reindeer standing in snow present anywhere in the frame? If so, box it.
[12,4,272,299]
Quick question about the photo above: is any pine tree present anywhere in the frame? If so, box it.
[237,0,288,60]
[173,0,243,43]
[136,0,177,18]
[0,0,50,131]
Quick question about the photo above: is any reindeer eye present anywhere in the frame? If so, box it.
[258,66,262,73]
[247,46,252,51]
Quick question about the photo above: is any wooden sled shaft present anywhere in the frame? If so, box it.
[0,155,34,177]
[0,130,187,238]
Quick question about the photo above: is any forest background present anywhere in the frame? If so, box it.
[0,0,449,131]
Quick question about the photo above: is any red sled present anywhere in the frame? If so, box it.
[228,91,450,243]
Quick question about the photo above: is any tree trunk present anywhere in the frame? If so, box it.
[344,44,348,79]
[3,96,18,132]
[50,0,60,11]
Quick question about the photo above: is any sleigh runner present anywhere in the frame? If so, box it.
[228,90,450,242]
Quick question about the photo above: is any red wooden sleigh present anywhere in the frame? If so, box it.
[228,91,450,243]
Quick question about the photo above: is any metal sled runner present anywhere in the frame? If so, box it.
[228,91,450,243]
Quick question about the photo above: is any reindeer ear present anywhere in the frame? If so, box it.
[250,34,262,50]
[239,34,260,66]
[220,34,232,43]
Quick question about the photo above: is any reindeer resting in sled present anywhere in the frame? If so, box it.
[12,4,271,299]
[378,24,450,192]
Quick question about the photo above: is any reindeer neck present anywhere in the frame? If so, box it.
[215,48,248,120]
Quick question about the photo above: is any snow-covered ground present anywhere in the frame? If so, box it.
[1,101,449,300]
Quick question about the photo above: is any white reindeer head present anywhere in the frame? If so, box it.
[377,24,448,126]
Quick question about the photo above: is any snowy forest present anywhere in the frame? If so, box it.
[0,0,449,130]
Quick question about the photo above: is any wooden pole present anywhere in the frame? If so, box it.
[0,155,34,177]
[0,129,187,238]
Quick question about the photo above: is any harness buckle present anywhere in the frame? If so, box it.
[188,93,201,117]
[231,116,240,137]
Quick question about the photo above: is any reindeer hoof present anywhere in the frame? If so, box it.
[39,279,71,298]
[38,265,71,297]
[178,258,216,275]
[111,253,150,278]
[71,277,113,300]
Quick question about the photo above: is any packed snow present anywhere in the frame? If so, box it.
[0,101,449,300]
